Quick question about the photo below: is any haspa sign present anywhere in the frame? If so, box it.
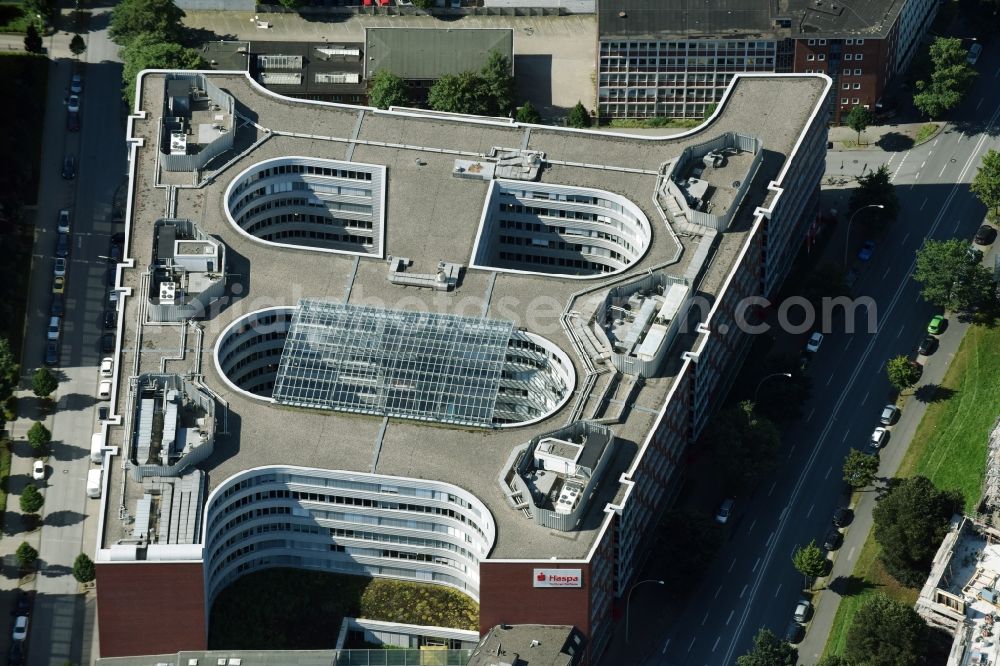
[533,568,583,588]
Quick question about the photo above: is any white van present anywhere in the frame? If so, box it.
[97,380,112,400]
[90,432,105,464]
[86,469,103,499]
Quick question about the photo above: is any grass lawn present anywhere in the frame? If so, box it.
[822,324,1000,658]
[0,441,11,529]
[914,123,940,145]
[0,3,34,34]
[606,117,703,129]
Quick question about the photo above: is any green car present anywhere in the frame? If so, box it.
[928,315,945,335]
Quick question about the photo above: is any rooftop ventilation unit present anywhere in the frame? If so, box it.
[160,282,177,305]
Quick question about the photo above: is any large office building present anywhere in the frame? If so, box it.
[597,0,938,123]
[92,68,829,662]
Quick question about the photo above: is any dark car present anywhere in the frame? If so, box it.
[11,591,30,617]
[975,224,996,245]
[784,621,805,645]
[105,267,117,287]
[100,333,116,354]
[97,406,110,422]
[111,232,125,245]
[824,528,843,551]
[49,295,64,317]
[103,310,117,329]
[61,154,76,180]
[918,336,938,355]
[833,507,853,528]
[7,639,24,666]
[108,241,123,263]
[55,232,70,258]
[67,111,80,132]
[44,340,59,367]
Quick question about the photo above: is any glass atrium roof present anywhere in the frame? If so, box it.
[271,299,515,427]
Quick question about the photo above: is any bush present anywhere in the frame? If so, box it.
[72,553,96,583]
[360,579,478,631]
[32,367,57,398]
[26,421,50,453]
[15,541,37,569]
[19,484,43,514]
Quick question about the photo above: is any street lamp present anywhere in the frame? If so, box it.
[843,204,885,268]
[626,579,665,643]
[754,372,792,403]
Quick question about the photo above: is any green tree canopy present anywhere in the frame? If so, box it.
[843,448,879,488]
[651,510,723,588]
[816,657,853,666]
[27,421,51,452]
[844,592,928,665]
[122,34,205,107]
[913,237,995,310]
[20,484,44,514]
[480,50,514,115]
[73,553,96,583]
[23,23,43,54]
[427,71,490,116]
[23,0,55,24]
[32,367,57,399]
[736,627,797,666]
[516,100,542,124]
[849,165,899,229]
[109,0,186,46]
[886,355,921,393]
[367,70,409,110]
[0,338,18,400]
[69,33,86,57]
[15,542,38,569]
[803,262,849,304]
[792,539,827,583]
[971,149,1000,221]
[846,106,873,144]
[567,101,592,128]
[873,476,961,587]
[705,401,782,493]
[913,37,978,119]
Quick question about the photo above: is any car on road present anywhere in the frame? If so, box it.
[975,224,996,245]
[101,333,116,354]
[880,404,900,425]
[50,295,64,317]
[53,257,66,277]
[103,310,117,329]
[61,154,76,180]
[67,94,80,114]
[870,426,889,450]
[70,73,83,94]
[784,621,805,645]
[108,240,123,263]
[823,528,843,551]
[11,590,30,616]
[52,276,65,294]
[793,598,813,623]
[67,111,80,132]
[105,267,117,287]
[715,498,735,524]
[918,336,938,355]
[100,356,114,378]
[805,331,823,353]
[11,615,27,641]
[833,507,853,528]
[57,208,71,233]
[7,639,24,666]
[968,42,983,65]
[32,460,45,481]
[55,232,70,258]
[98,380,112,400]
[46,316,61,341]
[857,240,876,261]
[43,340,59,366]
[928,315,945,335]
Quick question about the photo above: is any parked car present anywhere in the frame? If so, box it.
[55,232,70,258]
[61,154,76,180]
[52,276,65,294]
[49,295,64,317]
[823,528,843,551]
[784,621,805,645]
[57,209,71,233]
[793,598,813,623]
[918,336,938,355]
[11,615,28,641]
[715,498,735,524]
[928,315,945,335]
[880,404,900,425]
[43,340,59,367]
[805,331,823,353]
[105,267,117,287]
[857,240,876,261]
[870,426,889,450]
[100,357,114,378]
[833,507,853,528]
[67,111,80,132]
[108,241,123,263]
[97,406,110,423]
[67,94,80,114]
[97,380,112,400]
[32,460,45,481]
[974,224,996,245]
[53,257,66,277]
[103,310,117,330]
[101,333,116,354]
[46,316,61,341]
[11,591,30,616]
[70,73,83,94]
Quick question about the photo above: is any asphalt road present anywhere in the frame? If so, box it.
[639,46,1000,666]
[1,9,126,664]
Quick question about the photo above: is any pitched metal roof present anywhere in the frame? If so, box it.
[364,28,513,80]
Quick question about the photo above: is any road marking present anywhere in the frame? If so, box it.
[883,266,891,279]
[844,336,854,350]
[902,232,910,244]
[774,583,782,598]
[806,407,815,422]
[712,636,721,652]
[863,391,870,403]
[890,150,909,182]
[921,161,926,169]
[939,163,948,178]
[729,557,737,573]
[914,171,921,180]
[662,638,671,653]
[977,98,984,110]
[787,444,797,459]
[842,430,850,442]
[825,465,833,479]
[752,557,761,572]
[688,637,696,653]
[878,361,884,373]
[954,219,962,233]
[827,374,834,386]
[768,481,777,496]
[740,584,748,598]
[898,324,906,338]
[916,292,922,303]
[715,585,723,599]
[766,531,775,547]
[848,546,857,561]
[726,610,734,625]
[721,101,1000,666]
[702,612,709,626]
[748,519,757,534]
[806,504,814,518]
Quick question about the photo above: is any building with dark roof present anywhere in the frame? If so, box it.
[250,41,367,104]
[597,0,938,123]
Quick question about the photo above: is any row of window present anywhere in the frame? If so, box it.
[601,40,775,51]
[219,328,287,368]
[497,251,617,272]
[840,98,864,106]
[236,197,374,225]
[250,164,373,181]
[806,38,865,46]
[601,57,775,69]
[242,212,373,233]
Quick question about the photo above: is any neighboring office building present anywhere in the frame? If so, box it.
[95,70,829,663]
[597,0,938,123]
[250,40,367,104]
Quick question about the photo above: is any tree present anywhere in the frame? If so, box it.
[913,237,995,311]
[845,106,873,144]
[803,262,849,304]
[849,165,898,229]
[792,540,827,587]
[427,71,490,116]
[844,592,928,665]
[971,149,1000,222]
[15,542,38,569]
[913,37,977,119]
[24,23,43,54]
[32,367,57,399]
[0,338,18,400]
[567,101,592,128]
[651,510,723,588]
[516,100,542,124]
[751,355,813,423]
[69,33,86,57]
[736,627,797,666]
[886,355,921,393]
[26,421,51,453]
[72,553,96,583]
[704,401,782,492]
[843,448,879,488]
[367,70,409,110]
[19,484,44,514]
[278,0,308,7]
[873,476,962,587]
[480,50,514,115]
[109,0,186,46]
[121,34,205,107]
[412,0,434,7]
[23,0,55,25]
[816,657,853,666]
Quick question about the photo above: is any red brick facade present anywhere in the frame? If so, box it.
[97,561,207,657]
[480,561,593,638]
[793,35,894,124]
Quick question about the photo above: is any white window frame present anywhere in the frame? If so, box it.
[807,39,816,45]
[856,39,864,46]
[819,39,827,45]
[807,54,815,61]
[852,97,860,104]
[854,68,862,75]
[841,98,849,104]
[855,54,863,61]
[853,83,861,89]
[844,54,853,61]
[846,38,854,45]
[843,83,850,89]
[818,54,826,61]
